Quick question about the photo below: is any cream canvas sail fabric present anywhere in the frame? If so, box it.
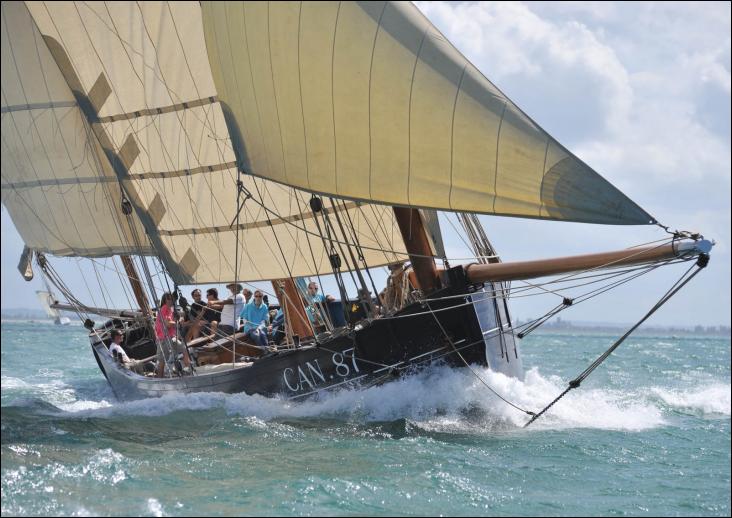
[201,1,654,226]
[1,1,150,258]
[2,1,407,284]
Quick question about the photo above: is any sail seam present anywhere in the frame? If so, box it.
[492,102,508,213]
[158,200,360,236]
[95,96,218,123]
[407,24,430,207]
[297,1,311,190]
[367,2,388,202]
[539,137,550,218]
[448,64,468,211]
[3,158,246,189]
[266,2,290,189]
[235,2,273,184]
[331,1,342,195]
[1,100,76,113]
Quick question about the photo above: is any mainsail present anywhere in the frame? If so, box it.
[201,1,655,225]
[2,1,410,284]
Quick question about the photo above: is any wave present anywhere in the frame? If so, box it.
[4,366,695,433]
[650,384,731,416]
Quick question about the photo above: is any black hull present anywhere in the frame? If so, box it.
[92,280,523,401]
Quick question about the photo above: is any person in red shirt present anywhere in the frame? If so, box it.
[155,292,191,377]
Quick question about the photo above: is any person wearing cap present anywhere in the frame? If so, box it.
[243,288,253,305]
[208,283,245,335]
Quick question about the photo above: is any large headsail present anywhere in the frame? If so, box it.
[4,1,410,285]
[201,1,654,226]
[1,1,151,258]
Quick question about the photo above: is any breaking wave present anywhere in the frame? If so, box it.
[7,365,728,434]
[650,384,731,416]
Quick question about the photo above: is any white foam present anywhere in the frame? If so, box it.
[52,365,672,432]
[146,498,165,517]
[651,384,731,416]
[1,376,31,390]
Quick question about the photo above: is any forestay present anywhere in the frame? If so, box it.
[3,1,410,284]
[201,1,655,225]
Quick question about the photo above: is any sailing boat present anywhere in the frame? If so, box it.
[35,290,71,326]
[1,2,712,410]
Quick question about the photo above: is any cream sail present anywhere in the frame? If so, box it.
[201,1,654,225]
[3,0,410,284]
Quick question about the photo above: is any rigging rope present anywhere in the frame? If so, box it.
[523,253,709,428]
[422,299,535,417]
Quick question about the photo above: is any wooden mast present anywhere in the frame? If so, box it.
[271,278,314,339]
[120,255,152,315]
[465,240,712,283]
[393,207,440,293]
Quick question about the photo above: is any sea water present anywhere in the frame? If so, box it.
[1,321,729,516]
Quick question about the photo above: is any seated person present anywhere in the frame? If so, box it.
[240,290,269,348]
[108,329,131,364]
[268,308,286,345]
[201,288,220,338]
[183,288,207,342]
[108,329,152,374]
[382,261,414,313]
[208,283,245,336]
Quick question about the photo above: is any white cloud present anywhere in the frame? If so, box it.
[415,1,730,325]
[416,1,633,141]
[416,1,731,190]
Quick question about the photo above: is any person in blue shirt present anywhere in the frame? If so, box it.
[305,281,334,329]
[240,290,270,348]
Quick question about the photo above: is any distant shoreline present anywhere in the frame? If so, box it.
[513,319,731,337]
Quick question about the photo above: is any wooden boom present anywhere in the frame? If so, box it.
[465,239,712,283]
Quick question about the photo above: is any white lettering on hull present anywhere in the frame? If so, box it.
[281,349,359,393]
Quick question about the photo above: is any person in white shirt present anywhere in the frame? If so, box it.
[108,329,130,363]
[208,283,245,336]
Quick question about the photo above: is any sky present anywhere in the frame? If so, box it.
[2,1,730,327]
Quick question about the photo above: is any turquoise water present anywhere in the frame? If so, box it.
[1,321,729,516]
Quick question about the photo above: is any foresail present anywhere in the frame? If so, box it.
[18,1,409,284]
[35,290,59,319]
[201,1,654,225]
[0,1,151,258]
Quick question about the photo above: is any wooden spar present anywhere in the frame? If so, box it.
[120,255,151,315]
[50,302,142,320]
[393,207,440,293]
[465,240,712,283]
[271,278,314,339]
